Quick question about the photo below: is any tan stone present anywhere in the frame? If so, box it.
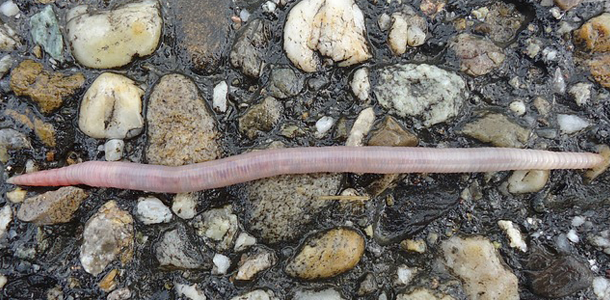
[574,13,610,53]
[286,227,365,280]
[17,187,88,225]
[5,109,56,147]
[589,54,610,88]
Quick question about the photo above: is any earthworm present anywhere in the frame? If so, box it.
[7,147,604,193]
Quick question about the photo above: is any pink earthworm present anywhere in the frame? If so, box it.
[6,146,605,193]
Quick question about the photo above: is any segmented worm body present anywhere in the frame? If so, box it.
[7,147,604,193]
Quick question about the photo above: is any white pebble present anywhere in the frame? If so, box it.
[104,139,124,161]
[262,1,277,13]
[0,55,13,78]
[136,197,172,225]
[213,81,228,113]
[550,7,563,19]
[172,193,197,219]
[498,220,528,252]
[240,9,250,22]
[212,253,231,275]
[294,288,343,300]
[593,277,610,300]
[6,188,26,203]
[509,100,526,116]
[315,116,335,136]
[174,283,207,300]
[25,159,38,174]
[346,107,375,147]
[234,232,257,252]
[566,229,579,243]
[0,1,19,17]
[507,170,549,194]
[557,114,590,134]
[553,67,565,94]
[543,48,558,61]
[230,290,276,300]
[378,13,392,31]
[0,205,12,239]
[395,265,418,286]
[569,83,592,107]
[351,68,370,101]
[571,216,586,227]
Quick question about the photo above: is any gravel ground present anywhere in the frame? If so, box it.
[1,0,610,299]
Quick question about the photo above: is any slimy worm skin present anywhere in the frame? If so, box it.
[6,146,605,193]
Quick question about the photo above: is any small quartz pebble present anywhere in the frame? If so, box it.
[0,205,12,239]
[346,107,375,147]
[557,114,589,134]
[593,277,610,300]
[155,225,210,270]
[285,227,365,280]
[234,232,257,252]
[0,55,12,78]
[231,290,277,300]
[213,81,228,113]
[192,205,238,251]
[294,288,344,300]
[0,24,18,51]
[569,83,592,107]
[388,9,427,55]
[235,248,276,280]
[174,283,207,300]
[315,116,335,137]
[394,265,418,286]
[6,188,26,203]
[212,253,231,275]
[283,0,371,72]
[571,216,586,227]
[498,220,528,252]
[66,0,162,68]
[172,193,197,219]
[567,229,579,243]
[507,170,549,194]
[0,274,6,290]
[400,239,426,253]
[79,73,145,139]
[509,100,526,116]
[0,1,19,17]
[104,139,124,161]
[136,197,172,225]
[351,68,370,101]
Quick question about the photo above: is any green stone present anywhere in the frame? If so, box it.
[30,5,63,61]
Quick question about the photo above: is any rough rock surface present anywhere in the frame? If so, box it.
[155,224,211,270]
[5,109,55,147]
[80,201,134,276]
[17,187,88,225]
[230,19,270,78]
[460,112,531,148]
[574,13,610,53]
[10,60,85,113]
[191,205,238,251]
[238,96,283,139]
[286,227,365,280]
[589,54,610,88]
[146,74,220,166]
[451,34,506,77]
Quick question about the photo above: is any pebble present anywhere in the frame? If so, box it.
[557,114,590,134]
[394,265,418,286]
[80,201,134,275]
[267,67,304,99]
[136,197,172,225]
[567,229,579,243]
[569,83,592,106]
[553,67,566,94]
[554,0,582,10]
[0,128,30,163]
[571,216,586,227]
[0,274,6,290]
[104,139,124,161]
[375,64,466,127]
[78,73,144,139]
[0,205,12,239]
[262,1,277,13]
[174,283,207,300]
[6,188,26,203]
[378,13,392,31]
[238,96,283,139]
[230,19,270,78]
[212,81,228,113]
[346,107,375,147]
[507,170,549,194]
[146,74,221,166]
[234,232,257,252]
[574,13,610,52]
[235,248,276,281]
[368,116,419,147]
[530,255,593,298]
[397,289,453,300]
[155,225,211,270]
[0,55,12,78]
[191,205,238,251]
[400,239,427,253]
[283,0,371,72]
[30,5,63,61]
[0,1,19,17]
[212,253,230,275]
[441,236,519,300]
[172,193,198,219]
[285,227,364,280]
[231,290,277,300]
[10,60,85,114]
[498,220,528,252]
[350,68,370,101]
[588,230,610,254]
[66,0,162,68]
[388,9,427,55]
[357,273,377,296]
[593,277,610,300]
[0,24,18,51]
[173,0,231,72]
[315,116,335,137]
[474,2,525,44]
[294,288,344,300]
[451,34,506,76]
[509,100,526,116]
[107,288,131,300]
[17,187,88,225]
[589,54,610,88]
[5,109,55,147]
[460,112,531,148]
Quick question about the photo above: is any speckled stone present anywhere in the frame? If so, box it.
[10,60,85,113]
[451,34,506,77]
[589,54,610,88]
[155,224,211,270]
[238,96,283,139]
[574,13,610,53]
[460,112,531,148]
[230,19,270,78]
[286,227,365,280]
[17,186,88,225]
[146,74,221,166]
